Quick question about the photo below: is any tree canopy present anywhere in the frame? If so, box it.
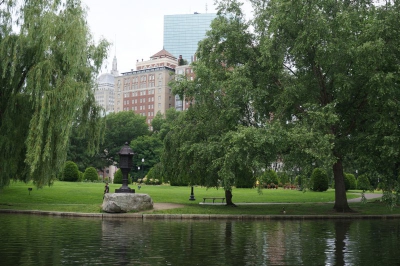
[99,111,149,167]
[0,0,109,188]
[166,0,400,211]
[130,135,163,179]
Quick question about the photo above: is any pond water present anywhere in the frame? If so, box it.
[1,214,399,265]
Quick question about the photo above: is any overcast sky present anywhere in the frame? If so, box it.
[81,0,252,75]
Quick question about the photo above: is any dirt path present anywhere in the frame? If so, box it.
[152,203,185,210]
[347,193,382,203]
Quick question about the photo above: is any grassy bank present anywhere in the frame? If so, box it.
[0,181,396,216]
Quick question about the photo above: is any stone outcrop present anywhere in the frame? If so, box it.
[102,193,153,213]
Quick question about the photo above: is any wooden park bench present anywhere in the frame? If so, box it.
[203,197,225,203]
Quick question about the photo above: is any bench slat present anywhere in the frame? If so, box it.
[203,197,225,203]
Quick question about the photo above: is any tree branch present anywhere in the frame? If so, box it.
[283,63,297,77]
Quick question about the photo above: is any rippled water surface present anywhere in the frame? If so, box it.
[1,214,400,265]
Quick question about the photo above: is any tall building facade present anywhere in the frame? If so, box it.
[163,13,217,62]
[174,64,195,111]
[114,49,177,127]
[94,56,119,114]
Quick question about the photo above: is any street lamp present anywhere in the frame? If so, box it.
[141,158,145,178]
[355,170,358,179]
[189,186,195,201]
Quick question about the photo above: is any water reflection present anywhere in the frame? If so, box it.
[0,214,399,265]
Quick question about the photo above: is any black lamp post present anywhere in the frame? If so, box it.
[189,186,195,201]
[115,142,135,193]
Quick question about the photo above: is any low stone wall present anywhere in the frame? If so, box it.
[102,193,153,213]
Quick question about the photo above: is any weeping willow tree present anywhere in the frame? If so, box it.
[0,0,109,188]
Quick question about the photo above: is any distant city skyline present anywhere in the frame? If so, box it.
[81,0,253,75]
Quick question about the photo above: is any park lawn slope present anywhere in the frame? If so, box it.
[0,181,392,215]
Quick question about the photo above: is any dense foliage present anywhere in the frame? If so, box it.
[165,0,400,211]
[83,167,99,182]
[130,135,163,179]
[357,174,371,191]
[0,0,109,188]
[311,168,329,192]
[344,174,357,191]
[113,169,132,184]
[260,170,279,187]
[146,163,164,184]
[62,161,80,182]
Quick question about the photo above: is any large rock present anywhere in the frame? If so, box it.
[102,193,153,213]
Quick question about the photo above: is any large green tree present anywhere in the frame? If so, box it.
[67,124,107,172]
[130,135,163,180]
[151,108,182,141]
[165,1,280,205]
[0,0,109,188]
[98,111,149,168]
[167,0,400,211]
[258,0,400,211]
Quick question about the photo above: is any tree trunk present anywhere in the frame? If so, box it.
[225,190,237,207]
[333,159,352,212]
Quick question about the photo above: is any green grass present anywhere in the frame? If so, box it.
[0,181,396,216]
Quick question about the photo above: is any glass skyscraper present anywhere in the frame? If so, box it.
[163,13,217,62]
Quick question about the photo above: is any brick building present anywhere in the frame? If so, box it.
[114,49,178,128]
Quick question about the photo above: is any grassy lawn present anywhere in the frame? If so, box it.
[0,181,396,216]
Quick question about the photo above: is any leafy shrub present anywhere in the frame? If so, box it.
[278,172,290,184]
[344,173,357,190]
[310,168,329,192]
[63,161,79,182]
[113,169,132,184]
[295,175,307,189]
[146,163,164,184]
[235,175,256,188]
[169,174,189,186]
[83,167,99,182]
[261,169,279,188]
[357,174,371,191]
